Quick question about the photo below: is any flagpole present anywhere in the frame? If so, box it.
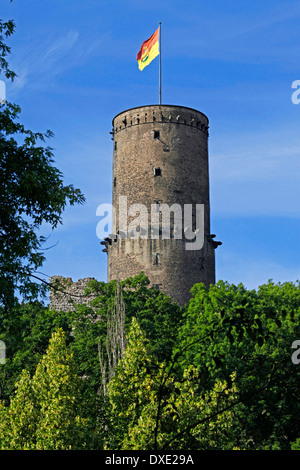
[159,22,162,105]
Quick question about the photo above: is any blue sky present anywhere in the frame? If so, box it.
[2,0,300,297]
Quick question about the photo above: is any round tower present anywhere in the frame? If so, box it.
[103,104,219,305]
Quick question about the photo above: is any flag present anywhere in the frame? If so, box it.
[137,27,159,71]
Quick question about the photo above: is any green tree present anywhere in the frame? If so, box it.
[0,18,85,307]
[0,274,181,448]
[0,17,16,81]
[0,301,73,402]
[0,300,106,448]
[0,369,37,449]
[0,328,94,450]
[32,328,91,449]
[87,273,184,365]
[177,280,300,449]
[105,317,239,450]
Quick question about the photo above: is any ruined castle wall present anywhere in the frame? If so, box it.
[49,276,98,312]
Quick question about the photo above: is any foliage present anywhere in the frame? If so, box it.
[0,277,300,450]
[0,17,16,81]
[105,317,239,450]
[87,273,184,365]
[0,301,73,402]
[0,18,85,307]
[0,329,94,450]
[177,280,300,449]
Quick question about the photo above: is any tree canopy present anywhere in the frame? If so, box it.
[177,280,300,449]
[0,329,93,450]
[0,18,85,307]
[1,275,300,450]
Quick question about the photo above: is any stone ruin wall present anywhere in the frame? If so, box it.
[49,276,98,312]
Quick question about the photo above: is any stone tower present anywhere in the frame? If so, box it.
[101,104,221,305]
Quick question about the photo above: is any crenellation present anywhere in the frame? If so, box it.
[113,105,209,137]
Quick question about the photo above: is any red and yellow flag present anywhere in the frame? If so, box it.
[137,27,159,71]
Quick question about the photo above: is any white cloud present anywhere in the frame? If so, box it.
[8,28,107,97]
[211,142,300,182]
[43,30,79,60]
[165,2,300,66]
[9,29,76,89]
[209,123,300,216]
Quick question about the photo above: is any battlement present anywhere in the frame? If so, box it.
[112,104,209,138]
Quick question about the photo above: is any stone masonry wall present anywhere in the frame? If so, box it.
[49,276,98,312]
[104,104,218,305]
